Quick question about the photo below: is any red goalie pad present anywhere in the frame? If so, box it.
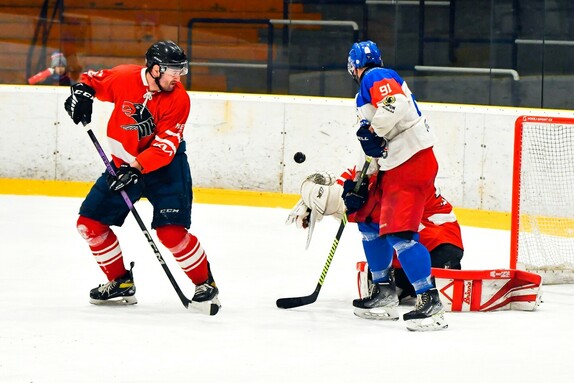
[432,268,542,312]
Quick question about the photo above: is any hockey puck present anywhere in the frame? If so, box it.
[294,152,306,163]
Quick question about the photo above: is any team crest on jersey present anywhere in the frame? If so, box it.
[121,101,156,140]
[383,95,396,105]
[381,95,396,113]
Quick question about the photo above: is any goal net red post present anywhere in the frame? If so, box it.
[511,115,574,284]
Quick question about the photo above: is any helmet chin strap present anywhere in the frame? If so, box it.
[352,68,361,85]
[153,73,166,92]
[147,65,165,92]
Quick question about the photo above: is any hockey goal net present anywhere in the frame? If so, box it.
[511,115,574,284]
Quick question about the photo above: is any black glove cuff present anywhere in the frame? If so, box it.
[71,82,95,98]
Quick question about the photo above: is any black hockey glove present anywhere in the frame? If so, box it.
[107,164,142,192]
[64,83,95,125]
[342,178,369,214]
[356,121,388,158]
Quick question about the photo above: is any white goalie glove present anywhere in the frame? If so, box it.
[285,199,313,229]
[286,172,346,249]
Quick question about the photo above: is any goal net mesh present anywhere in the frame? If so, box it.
[512,116,574,284]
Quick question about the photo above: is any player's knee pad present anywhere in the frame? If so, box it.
[357,222,380,242]
[76,215,111,246]
[156,225,191,251]
[385,232,418,254]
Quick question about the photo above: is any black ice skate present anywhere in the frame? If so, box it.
[403,288,448,331]
[190,263,221,314]
[353,281,399,320]
[89,262,137,305]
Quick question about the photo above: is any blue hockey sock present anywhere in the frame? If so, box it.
[358,222,393,283]
[387,235,433,294]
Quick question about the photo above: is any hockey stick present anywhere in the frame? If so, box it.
[82,123,219,315]
[276,156,373,309]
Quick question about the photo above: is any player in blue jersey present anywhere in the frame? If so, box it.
[345,40,447,331]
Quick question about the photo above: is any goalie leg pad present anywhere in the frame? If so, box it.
[356,261,371,300]
[432,268,542,312]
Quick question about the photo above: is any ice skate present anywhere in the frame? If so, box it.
[89,262,137,305]
[190,264,221,315]
[353,281,399,320]
[403,288,448,331]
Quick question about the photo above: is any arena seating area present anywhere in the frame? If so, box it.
[0,0,321,91]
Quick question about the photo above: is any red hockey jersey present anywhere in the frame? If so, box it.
[80,64,190,173]
[419,191,464,252]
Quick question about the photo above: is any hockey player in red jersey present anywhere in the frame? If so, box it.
[64,40,220,313]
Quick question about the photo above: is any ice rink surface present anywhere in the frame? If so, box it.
[1,194,573,382]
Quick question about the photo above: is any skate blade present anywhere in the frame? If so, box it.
[89,295,138,306]
[405,313,448,332]
[189,296,221,316]
[353,306,399,321]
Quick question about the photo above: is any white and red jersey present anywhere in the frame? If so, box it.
[80,64,190,174]
[355,67,435,170]
[338,167,463,252]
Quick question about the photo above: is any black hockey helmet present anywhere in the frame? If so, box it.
[145,40,188,75]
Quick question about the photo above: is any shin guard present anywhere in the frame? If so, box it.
[77,215,126,281]
[156,225,208,284]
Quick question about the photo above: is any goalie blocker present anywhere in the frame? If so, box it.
[356,262,542,312]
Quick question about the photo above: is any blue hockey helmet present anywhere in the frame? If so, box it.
[347,40,383,80]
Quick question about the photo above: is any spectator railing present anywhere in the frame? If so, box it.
[186,17,359,92]
[414,65,520,81]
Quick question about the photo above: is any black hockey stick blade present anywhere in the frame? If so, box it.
[276,285,320,309]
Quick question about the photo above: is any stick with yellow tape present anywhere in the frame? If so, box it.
[276,156,372,309]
